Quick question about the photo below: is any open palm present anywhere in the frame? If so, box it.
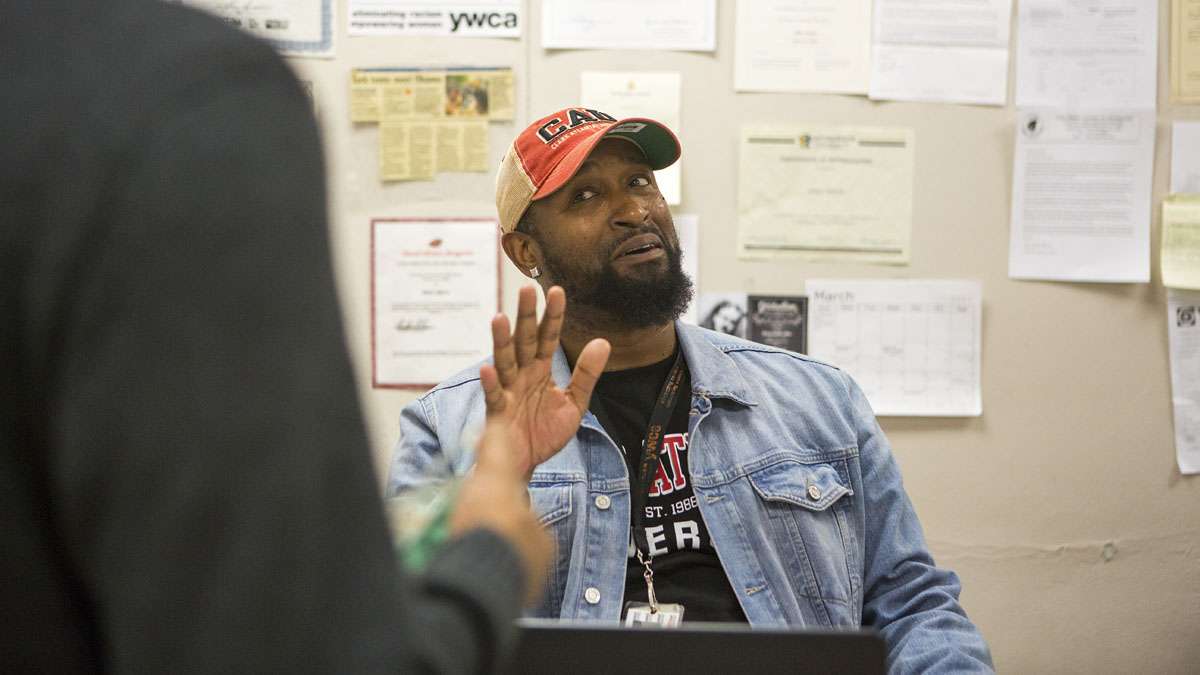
[479,286,610,480]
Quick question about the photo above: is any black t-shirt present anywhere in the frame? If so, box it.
[591,350,747,623]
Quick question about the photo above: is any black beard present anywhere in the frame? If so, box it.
[539,227,694,330]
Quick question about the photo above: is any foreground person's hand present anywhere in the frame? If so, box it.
[480,285,610,480]
[449,420,552,604]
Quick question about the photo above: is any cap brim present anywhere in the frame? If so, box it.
[531,117,681,201]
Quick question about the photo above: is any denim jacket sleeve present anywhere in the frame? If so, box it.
[387,395,448,498]
[846,372,995,674]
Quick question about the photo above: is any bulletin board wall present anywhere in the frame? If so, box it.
[287,1,1200,671]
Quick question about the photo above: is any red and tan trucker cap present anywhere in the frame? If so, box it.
[495,107,681,234]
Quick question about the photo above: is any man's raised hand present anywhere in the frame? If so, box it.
[478,285,610,480]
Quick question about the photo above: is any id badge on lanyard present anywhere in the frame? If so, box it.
[596,352,688,627]
[623,546,685,626]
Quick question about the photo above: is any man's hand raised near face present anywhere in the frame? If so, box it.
[479,285,610,481]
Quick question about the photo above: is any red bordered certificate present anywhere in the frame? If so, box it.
[371,218,501,389]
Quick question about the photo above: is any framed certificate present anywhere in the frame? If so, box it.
[737,125,915,265]
[371,218,501,389]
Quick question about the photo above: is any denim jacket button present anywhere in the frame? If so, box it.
[807,485,822,500]
[594,494,611,510]
[584,587,601,604]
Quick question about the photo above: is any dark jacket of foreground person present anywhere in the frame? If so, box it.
[1,1,525,671]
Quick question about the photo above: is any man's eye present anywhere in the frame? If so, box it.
[630,176,651,187]
[572,189,596,203]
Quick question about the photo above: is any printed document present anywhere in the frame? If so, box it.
[372,219,499,387]
[348,0,521,37]
[1171,121,1200,194]
[1167,289,1200,474]
[542,0,716,51]
[379,120,437,181]
[1162,197,1200,291]
[1172,0,1200,103]
[381,119,489,179]
[179,0,334,56]
[435,119,490,173]
[738,125,914,264]
[1015,0,1158,109]
[352,68,514,123]
[734,0,871,94]
[351,67,511,181]
[581,72,682,205]
[1008,110,1155,283]
[352,70,445,121]
[806,279,982,417]
[869,0,1013,106]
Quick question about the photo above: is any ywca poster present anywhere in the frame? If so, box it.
[349,1,521,37]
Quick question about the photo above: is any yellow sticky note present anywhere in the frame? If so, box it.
[1163,196,1200,290]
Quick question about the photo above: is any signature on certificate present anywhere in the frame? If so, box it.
[395,318,433,331]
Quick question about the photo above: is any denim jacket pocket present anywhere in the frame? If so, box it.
[527,481,575,616]
[748,461,852,510]
[746,460,858,626]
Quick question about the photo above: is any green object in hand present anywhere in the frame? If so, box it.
[398,482,458,572]
[392,434,473,572]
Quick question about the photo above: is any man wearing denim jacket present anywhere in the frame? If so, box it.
[389,107,994,673]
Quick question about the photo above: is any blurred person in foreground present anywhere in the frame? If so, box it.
[1,1,568,672]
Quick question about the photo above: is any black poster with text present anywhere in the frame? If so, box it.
[747,294,807,354]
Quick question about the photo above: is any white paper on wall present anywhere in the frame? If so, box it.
[581,72,683,206]
[1008,109,1155,283]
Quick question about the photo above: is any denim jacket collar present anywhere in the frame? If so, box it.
[551,321,758,430]
[675,321,758,407]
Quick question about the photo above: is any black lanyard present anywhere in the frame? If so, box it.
[589,350,686,555]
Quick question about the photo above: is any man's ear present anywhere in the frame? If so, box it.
[501,231,542,278]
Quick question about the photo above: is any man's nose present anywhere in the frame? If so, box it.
[610,191,650,228]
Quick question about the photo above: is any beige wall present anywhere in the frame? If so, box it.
[288,1,1200,671]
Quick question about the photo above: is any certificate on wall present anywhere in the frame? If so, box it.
[806,279,982,417]
[734,0,871,95]
[179,0,334,57]
[542,0,716,51]
[1173,0,1200,103]
[372,219,499,388]
[738,125,915,264]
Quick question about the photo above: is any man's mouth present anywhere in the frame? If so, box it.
[613,233,665,260]
[622,243,660,256]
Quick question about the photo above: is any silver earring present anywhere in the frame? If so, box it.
[529,266,540,278]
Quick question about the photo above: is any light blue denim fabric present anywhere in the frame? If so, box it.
[388,322,994,674]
